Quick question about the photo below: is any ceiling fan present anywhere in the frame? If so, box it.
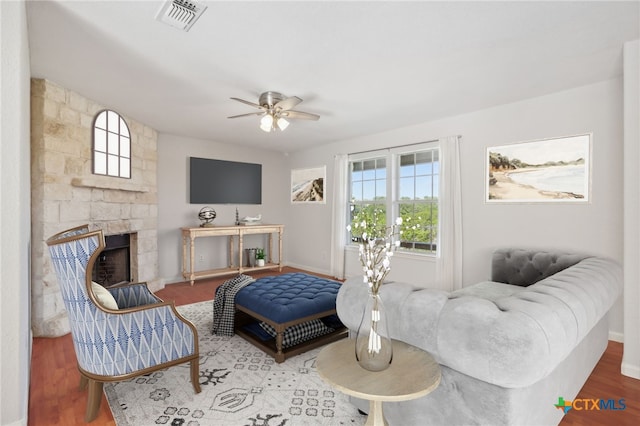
[228,91,320,132]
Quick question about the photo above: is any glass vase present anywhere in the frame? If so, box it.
[355,291,393,371]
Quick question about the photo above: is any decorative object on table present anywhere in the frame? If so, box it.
[239,214,262,226]
[245,248,257,267]
[235,207,240,225]
[486,133,591,203]
[291,166,326,203]
[255,248,266,267]
[198,206,217,227]
[347,214,402,372]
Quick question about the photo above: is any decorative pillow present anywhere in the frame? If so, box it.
[259,319,333,348]
[90,281,119,310]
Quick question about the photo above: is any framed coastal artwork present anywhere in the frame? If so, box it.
[291,166,326,204]
[486,134,591,203]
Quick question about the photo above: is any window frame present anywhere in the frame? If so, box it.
[92,109,132,179]
[348,141,440,256]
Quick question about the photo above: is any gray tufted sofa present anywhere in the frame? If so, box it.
[336,248,623,426]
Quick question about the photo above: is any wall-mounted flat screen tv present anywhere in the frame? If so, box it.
[189,157,262,204]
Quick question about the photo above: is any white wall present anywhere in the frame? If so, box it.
[157,134,289,285]
[0,1,31,425]
[287,78,625,337]
[155,80,625,337]
[622,39,640,378]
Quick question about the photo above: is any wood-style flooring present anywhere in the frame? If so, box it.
[29,267,640,425]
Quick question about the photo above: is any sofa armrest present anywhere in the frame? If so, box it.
[336,277,449,354]
[491,248,589,286]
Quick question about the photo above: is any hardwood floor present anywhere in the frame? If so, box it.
[29,268,640,425]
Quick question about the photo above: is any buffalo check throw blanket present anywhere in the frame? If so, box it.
[212,274,256,336]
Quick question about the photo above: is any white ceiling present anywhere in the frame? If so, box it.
[26,1,639,153]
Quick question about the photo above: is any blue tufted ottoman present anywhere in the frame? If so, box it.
[233,272,347,362]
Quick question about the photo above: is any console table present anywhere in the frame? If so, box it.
[181,224,284,285]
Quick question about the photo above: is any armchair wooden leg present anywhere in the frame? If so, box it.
[85,379,104,422]
[190,358,201,393]
[79,374,88,390]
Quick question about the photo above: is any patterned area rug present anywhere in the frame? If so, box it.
[104,301,366,426]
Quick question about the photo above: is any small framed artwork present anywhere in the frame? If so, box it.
[291,166,326,204]
[486,134,591,203]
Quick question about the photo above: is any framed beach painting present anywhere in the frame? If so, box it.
[291,166,326,204]
[486,134,591,203]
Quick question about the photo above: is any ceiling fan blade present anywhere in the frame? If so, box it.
[282,110,320,121]
[230,97,264,109]
[274,96,302,111]
[227,112,265,119]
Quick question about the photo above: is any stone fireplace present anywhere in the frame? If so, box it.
[31,79,159,337]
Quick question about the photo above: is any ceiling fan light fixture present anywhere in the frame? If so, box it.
[277,117,289,131]
[229,91,319,133]
[260,114,274,132]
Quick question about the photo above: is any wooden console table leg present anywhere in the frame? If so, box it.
[189,235,195,285]
[238,232,244,271]
[228,236,234,268]
[268,233,273,264]
[278,228,283,271]
[182,233,187,281]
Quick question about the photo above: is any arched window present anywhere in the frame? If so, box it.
[93,110,131,178]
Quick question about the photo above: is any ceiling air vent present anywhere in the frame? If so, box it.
[155,0,207,32]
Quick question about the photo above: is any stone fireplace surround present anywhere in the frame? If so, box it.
[31,79,159,337]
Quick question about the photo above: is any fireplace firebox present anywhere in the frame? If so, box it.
[92,233,131,287]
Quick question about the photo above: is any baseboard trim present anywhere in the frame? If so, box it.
[609,331,624,343]
[284,262,333,278]
[3,417,27,426]
[621,362,640,379]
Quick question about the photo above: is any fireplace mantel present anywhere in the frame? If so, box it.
[71,177,151,193]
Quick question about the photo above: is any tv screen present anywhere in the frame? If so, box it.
[189,157,262,204]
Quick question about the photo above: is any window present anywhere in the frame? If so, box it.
[350,157,387,238]
[349,143,439,254]
[93,110,131,178]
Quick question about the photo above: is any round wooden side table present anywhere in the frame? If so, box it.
[316,338,441,426]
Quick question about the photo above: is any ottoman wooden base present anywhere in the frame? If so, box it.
[234,307,347,363]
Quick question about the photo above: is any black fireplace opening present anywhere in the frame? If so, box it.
[92,233,131,287]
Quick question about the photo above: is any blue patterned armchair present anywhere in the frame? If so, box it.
[46,225,201,422]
